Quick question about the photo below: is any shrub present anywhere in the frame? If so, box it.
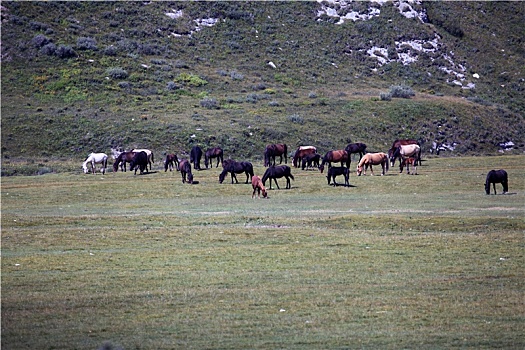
[230,71,244,80]
[76,37,98,50]
[31,34,52,48]
[166,81,181,91]
[106,67,129,79]
[287,114,304,124]
[40,43,57,56]
[380,92,392,101]
[54,45,76,59]
[389,85,415,98]
[175,73,207,87]
[103,45,117,56]
[200,98,219,109]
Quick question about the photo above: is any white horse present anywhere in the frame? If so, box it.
[130,149,154,171]
[82,153,108,175]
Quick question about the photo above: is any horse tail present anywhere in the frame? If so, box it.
[151,152,154,164]
[385,154,389,173]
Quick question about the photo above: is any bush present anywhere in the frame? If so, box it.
[200,98,219,109]
[106,67,129,79]
[380,92,392,101]
[287,114,304,124]
[54,45,76,59]
[76,37,98,50]
[31,34,52,48]
[166,81,181,91]
[389,85,415,98]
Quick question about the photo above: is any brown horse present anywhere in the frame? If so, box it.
[345,142,367,160]
[388,139,420,166]
[164,154,179,172]
[204,147,224,168]
[356,152,389,176]
[400,157,417,175]
[292,146,316,167]
[319,150,350,173]
[264,143,288,167]
[113,151,135,172]
[178,159,193,184]
[251,175,268,199]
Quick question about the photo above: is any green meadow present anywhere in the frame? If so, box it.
[1,155,524,349]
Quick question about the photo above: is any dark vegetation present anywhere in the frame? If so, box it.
[1,1,524,169]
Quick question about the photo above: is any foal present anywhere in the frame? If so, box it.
[251,175,268,199]
[400,157,417,175]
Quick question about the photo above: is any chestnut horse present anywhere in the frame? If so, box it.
[164,154,179,172]
[251,175,268,199]
[292,146,316,167]
[113,151,135,172]
[319,150,350,173]
[388,139,421,166]
[400,157,417,175]
[204,147,224,169]
[485,169,508,195]
[356,152,389,176]
[264,143,288,167]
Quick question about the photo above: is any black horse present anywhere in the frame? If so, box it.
[485,169,508,195]
[219,160,254,184]
[190,146,203,170]
[164,154,179,172]
[262,165,294,189]
[264,143,288,167]
[129,151,149,175]
[345,142,367,160]
[301,153,321,170]
[179,159,193,184]
[327,166,350,187]
[205,147,224,169]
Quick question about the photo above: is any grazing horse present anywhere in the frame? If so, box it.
[327,166,350,187]
[251,175,268,199]
[356,152,389,176]
[190,146,203,170]
[391,144,421,171]
[204,147,224,169]
[219,160,254,184]
[164,154,179,172]
[345,142,367,160]
[262,165,294,189]
[129,151,149,175]
[113,151,135,172]
[301,153,321,170]
[389,139,421,166]
[264,143,288,167]
[485,169,508,195]
[400,157,418,175]
[130,149,154,171]
[292,146,316,167]
[178,159,194,184]
[82,153,108,175]
[319,150,350,173]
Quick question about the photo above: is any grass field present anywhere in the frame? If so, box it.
[1,155,524,349]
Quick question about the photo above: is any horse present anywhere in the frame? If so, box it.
[82,153,108,175]
[388,139,421,166]
[129,151,149,175]
[219,160,254,184]
[400,157,417,175]
[113,151,135,172]
[327,166,350,187]
[130,149,154,171]
[190,146,203,170]
[251,175,268,199]
[204,147,224,168]
[292,146,316,167]
[391,144,421,171]
[262,165,294,189]
[319,150,350,173]
[345,142,367,160]
[164,154,179,172]
[179,159,194,184]
[264,143,288,167]
[301,153,321,170]
[356,152,389,176]
[485,169,508,195]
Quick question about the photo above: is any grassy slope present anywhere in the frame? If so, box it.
[1,1,524,164]
[2,156,524,349]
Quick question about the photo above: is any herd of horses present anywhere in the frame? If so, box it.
[82,140,509,196]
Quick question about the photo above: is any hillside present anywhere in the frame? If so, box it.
[1,1,524,169]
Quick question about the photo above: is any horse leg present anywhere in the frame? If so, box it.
[274,178,280,189]
[492,183,496,195]
[369,165,375,176]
